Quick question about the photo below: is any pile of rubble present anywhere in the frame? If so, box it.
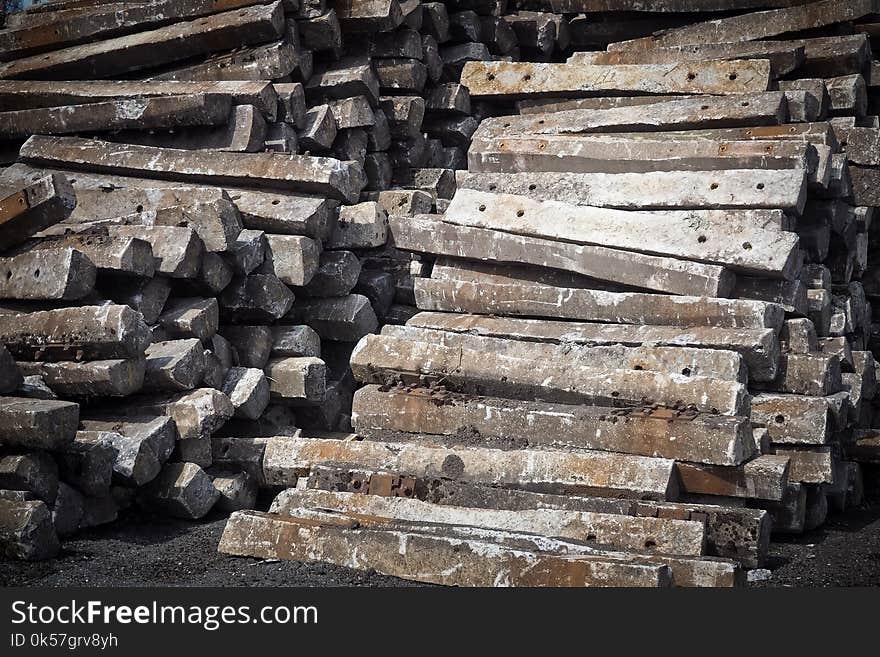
[2,0,880,587]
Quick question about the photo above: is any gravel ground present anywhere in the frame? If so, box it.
[3,499,880,587]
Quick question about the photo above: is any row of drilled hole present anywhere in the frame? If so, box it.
[4,269,38,279]
[489,72,739,83]
[475,203,754,250]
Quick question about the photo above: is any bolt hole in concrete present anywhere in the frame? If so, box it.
[516,209,524,217]
[687,72,696,80]
[528,184,536,190]
[743,242,753,250]
[272,199,280,205]
[728,72,738,80]
[698,235,707,243]
[741,101,750,107]
[681,367,691,376]
[611,391,619,397]
[33,269,40,278]
[523,75,531,81]
[757,183,765,190]
[487,73,495,80]
[644,540,657,549]
[136,204,143,212]
[488,184,497,191]
[478,204,486,211]
[710,183,719,190]
[775,414,786,424]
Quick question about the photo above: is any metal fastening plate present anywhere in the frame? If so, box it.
[0,190,29,226]
[367,473,396,497]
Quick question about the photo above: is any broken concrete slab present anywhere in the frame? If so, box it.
[221,367,270,421]
[143,339,206,392]
[0,452,59,504]
[138,462,219,519]
[0,498,59,561]
[265,357,327,402]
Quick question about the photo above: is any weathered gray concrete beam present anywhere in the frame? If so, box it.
[381,324,747,383]
[111,104,267,154]
[0,305,149,361]
[569,40,803,77]
[121,388,233,442]
[18,136,365,203]
[352,385,754,465]
[404,312,780,382]
[444,189,797,279]
[147,41,300,83]
[308,470,767,568]
[392,215,731,297]
[468,133,815,177]
[607,0,873,50]
[476,93,787,137]
[461,60,771,100]
[18,359,144,398]
[262,435,679,500]
[0,94,231,139]
[271,488,706,556]
[413,278,785,330]
[0,2,286,80]
[350,333,749,414]
[0,0,271,60]
[455,169,807,212]
[28,232,156,278]
[0,80,278,119]
[0,248,95,300]
[219,510,673,587]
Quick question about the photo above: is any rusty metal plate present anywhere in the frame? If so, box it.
[0,190,29,226]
